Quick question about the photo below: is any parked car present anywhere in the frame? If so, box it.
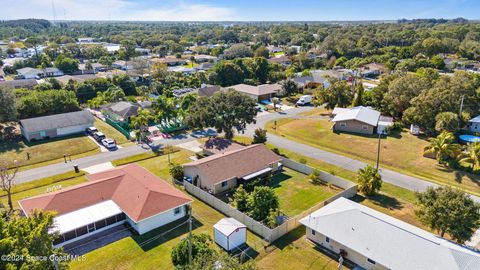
[296,95,312,106]
[93,132,106,142]
[86,126,98,135]
[101,138,117,150]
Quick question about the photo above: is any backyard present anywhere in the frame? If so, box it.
[265,118,480,196]
[64,149,344,270]
[270,168,340,217]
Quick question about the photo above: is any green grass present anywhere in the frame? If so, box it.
[271,168,339,217]
[265,118,480,196]
[0,135,100,170]
[0,171,87,209]
[256,226,342,270]
[94,118,130,145]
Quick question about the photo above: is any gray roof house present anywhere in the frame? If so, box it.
[102,101,141,122]
[301,197,480,270]
[0,79,38,89]
[331,106,392,135]
[17,67,42,79]
[20,111,94,142]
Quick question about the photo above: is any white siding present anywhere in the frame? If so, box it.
[227,228,246,251]
[214,228,228,250]
[128,205,188,235]
[57,123,92,136]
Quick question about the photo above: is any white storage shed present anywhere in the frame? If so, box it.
[213,218,247,252]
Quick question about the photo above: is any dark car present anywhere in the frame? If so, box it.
[86,126,98,135]
[93,132,106,142]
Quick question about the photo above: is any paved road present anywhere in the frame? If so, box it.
[14,105,480,203]
[15,129,217,183]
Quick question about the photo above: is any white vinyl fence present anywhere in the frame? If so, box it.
[184,158,357,243]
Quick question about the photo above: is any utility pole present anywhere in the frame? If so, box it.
[188,206,193,267]
[376,131,382,170]
[459,94,465,117]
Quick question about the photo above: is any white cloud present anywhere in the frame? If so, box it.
[0,0,238,21]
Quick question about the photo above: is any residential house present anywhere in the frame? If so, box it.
[112,60,133,71]
[331,106,392,135]
[104,43,121,54]
[0,79,38,89]
[194,54,218,63]
[79,63,106,73]
[468,115,480,133]
[102,101,141,122]
[168,66,196,74]
[135,47,151,55]
[43,67,64,77]
[151,57,187,66]
[183,144,283,194]
[55,74,98,85]
[19,164,193,247]
[197,84,221,97]
[361,62,386,78]
[267,45,283,54]
[200,138,245,156]
[78,37,95,44]
[16,67,42,79]
[292,73,330,89]
[300,197,480,270]
[226,83,282,102]
[195,62,214,71]
[268,55,292,67]
[19,111,94,142]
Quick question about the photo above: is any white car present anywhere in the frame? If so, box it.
[101,138,117,150]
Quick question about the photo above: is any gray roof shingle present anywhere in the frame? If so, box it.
[20,111,94,133]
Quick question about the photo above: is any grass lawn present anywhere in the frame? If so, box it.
[0,171,87,209]
[94,118,130,145]
[256,227,342,270]
[0,135,100,170]
[265,118,480,196]
[271,168,339,217]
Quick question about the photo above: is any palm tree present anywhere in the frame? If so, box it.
[424,132,461,164]
[356,165,382,196]
[459,142,480,170]
[130,109,154,142]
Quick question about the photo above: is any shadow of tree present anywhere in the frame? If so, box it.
[351,193,403,210]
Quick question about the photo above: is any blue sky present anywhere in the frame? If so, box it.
[0,0,478,21]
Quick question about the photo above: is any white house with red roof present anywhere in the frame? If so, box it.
[19,164,192,247]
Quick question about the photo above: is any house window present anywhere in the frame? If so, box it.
[87,223,96,233]
[326,237,330,243]
[362,125,369,130]
[367,258,376,265]
[174,207,181,215]
[311,229,316,235]
[221,181,228,187]
[340,122,347,127]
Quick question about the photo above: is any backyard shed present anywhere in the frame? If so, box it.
[214,218,247,252]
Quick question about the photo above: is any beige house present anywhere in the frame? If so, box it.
[226,83,282,102]
[331,106,392,135]
[183,144,283,194]
[301,198,480,270]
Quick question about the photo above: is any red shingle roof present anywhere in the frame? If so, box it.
[19,164,192,222]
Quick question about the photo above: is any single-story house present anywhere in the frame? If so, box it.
[79,63,106,73]
[55,74,98,85]
[0,79,38,89]
[112,60,133,71]
[300,197,480,270]
[194,54,218,63]
[168,66,196,74]
[102,101,141,122]
[201,138,245,156]
[468,115,480,133]
[227,83,282,102]
[195,62,214,71]
[43,67,64,77]
[268,56,292,66]
[16,67,42,79]
[267,45,283,53]
[360,62,386,77]
[331,106,391,135]
[19,110,94,142]
[292,74,330,89]
[197,84,221,97]
[214,218,247,252]
[19,164,192,247]
[183,144,283,194]
[151,57,187,66]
